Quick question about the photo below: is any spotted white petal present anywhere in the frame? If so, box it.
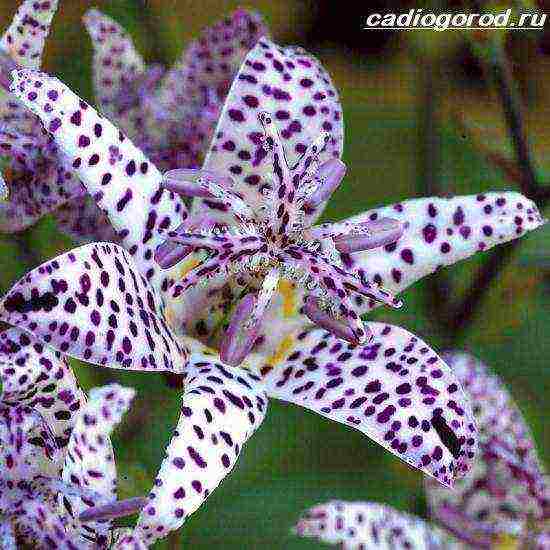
[294,501,443,549]
[83,8,146,133]
[197,37,343,220]
[61,384,135,545]
[262,324,477,487]
[0,0,59,69]
[112,532,148,550]
[340,193,545,312]
[12,498,77,550]
[0,242,188,372]
[426,352,548,536]
[0,403,59,482]
[9,69,187,295]
[129,354,268,546]
[0,327,85,449]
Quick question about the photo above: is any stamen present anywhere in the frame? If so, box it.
[303,158,346,210]
[163,169,234,198]
[304,295,372,345]
[344,276,403,309]
[155,240,192,269]
[78,496,148,523]
[332,218,404,253]
[220,269,279,366]
[155,216,224,269]
[220,294,260,367]
[163,169,254,222]
[292,131,331,181]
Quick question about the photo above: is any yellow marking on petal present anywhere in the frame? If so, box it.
[266,334,296,368]
[278,279,298,317]
[493,534,520,550]
[165,306,176,327]
[177,257,202,279]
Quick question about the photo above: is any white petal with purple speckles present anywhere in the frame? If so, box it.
[0,0,58,69]
[197,37,343,219]
[9,69,187,295]
[341,193,545,311]
[0,242,188,371]
[61,384,135,544]
[426,352,548,538]
[83,8,146,134]
[0,327,85,450]
[0,403,59,482]
[0,147,83,234]
[13,498,76,549]
[294,501,444,549]
[129,354,268,545]
[262,324,477,487]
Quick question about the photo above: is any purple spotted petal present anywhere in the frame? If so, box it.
[112,533,148,550]
[0,403,59,482]
[82,9,146,133]
[10,498,75,549]
[9,69,187,295]
[61,384,135,544]
[262,324,477,487]
[294,501,443,549]
[0,0,59,69]
[153,9,269,168]
[340,193,545,311]
[0,242,188,372]
[85,9,267,173]
[0,160,83,234]
[197,37,343,220]
[128,355,268,546]
[54,194,120,244]
[0,0,60,129]
[426,352,548,537]
[0,327,85,449]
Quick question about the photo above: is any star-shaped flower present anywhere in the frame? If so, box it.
[294,353,549,549]
[0,327,135,548]
[1,32,544,546]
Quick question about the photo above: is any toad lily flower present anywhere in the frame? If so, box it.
[425,352,549,549]
[1,33,544,545]
[295,353,549,549]
[0,327,135,548]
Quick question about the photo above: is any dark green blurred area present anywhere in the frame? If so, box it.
[0,1,548,548]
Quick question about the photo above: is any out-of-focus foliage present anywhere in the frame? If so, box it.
[0,1,547,548]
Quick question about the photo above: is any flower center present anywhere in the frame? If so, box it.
[156,112,405,366]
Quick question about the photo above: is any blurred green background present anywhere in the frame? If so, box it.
[0,1,548,548]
